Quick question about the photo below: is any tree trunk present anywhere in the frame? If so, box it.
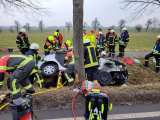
[73,0,85,82]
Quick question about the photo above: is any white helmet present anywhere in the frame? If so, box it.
[157,35,160,39]
[30,43,40,50]
[110,29,115,33]
[122,27,127,31]
[101,51,107,56]
[99,31,103,34]
[19,28,26,33]
[83,39,90,44]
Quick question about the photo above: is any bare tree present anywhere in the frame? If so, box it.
[123,0,160,16]
[73,0,85,82]
[65,22,72,32]
[0,0,43,11]
[14,20,20,32]
[145,19,152,32]
[119,19,126,32]
[39,20,44,32]
[91,17,101,31]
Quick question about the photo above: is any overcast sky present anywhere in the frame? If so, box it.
[0,0,159,27]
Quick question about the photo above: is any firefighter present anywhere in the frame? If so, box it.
[144,35,160,73]
[53,29,64,48]
[84,39,99,81]
[0,44,40,100]
[25,43,41,63]
[16,28,30,54]
[83,30,96,47]
[25,43,44,88]
[106,29,118,57]
[63,39,73,50]
[63,39,74,64]
[105,28,111,41]
[44,35,57,55]
[118,27,130,57]
[96,28,106,53]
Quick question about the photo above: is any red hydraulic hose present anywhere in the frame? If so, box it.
[72,91,81,120]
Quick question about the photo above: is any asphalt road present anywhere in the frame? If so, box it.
[1,103,160,120]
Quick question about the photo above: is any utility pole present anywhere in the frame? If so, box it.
[73,0,85,82]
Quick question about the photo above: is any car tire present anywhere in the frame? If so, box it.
[112,71,128,85]
[97,70,113,86]
[41,63,59,78]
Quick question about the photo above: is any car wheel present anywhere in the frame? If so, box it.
[113,72,128,85]
[97,70,113,86]
[41,63,59,78]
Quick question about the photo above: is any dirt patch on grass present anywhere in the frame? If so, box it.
[32,83,160,110]
[127,64,160,85]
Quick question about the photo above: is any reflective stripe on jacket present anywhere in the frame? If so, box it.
[84,44,98,68]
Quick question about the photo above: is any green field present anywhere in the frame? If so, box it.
[0,31,158,53]
[126,32,158,51]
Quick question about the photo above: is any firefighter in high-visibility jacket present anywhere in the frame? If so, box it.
[83,30,97,47]
[25,43,44,88]
[84,39,99,81]
[118,27,129,57]
[0,44,40,100]
[53,29,64,48]
[106,29,118,57]
[96,29,106,53]
[16,28,30,54]
[63,39,73,50]
[144,35,160,73]
[44,35,58,55]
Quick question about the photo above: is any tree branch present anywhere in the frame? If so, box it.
[0,0,44,11]
[123,0,160,18]
[124,0,160,6]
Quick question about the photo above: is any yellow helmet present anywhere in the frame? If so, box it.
[65,39,72,47]
[53,32,59,37]
[48,35,54,42]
